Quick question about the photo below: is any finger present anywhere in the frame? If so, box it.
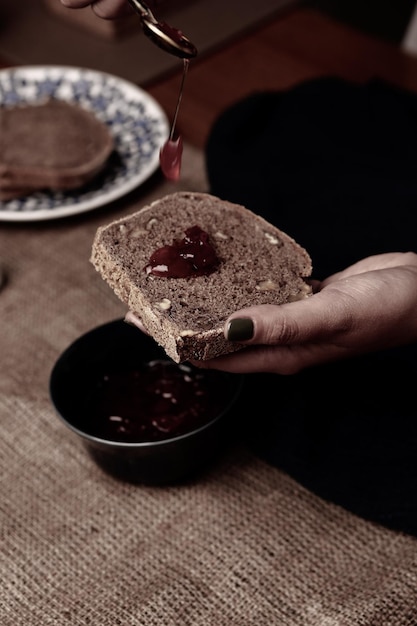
[225,290,356,347]
[60,0,92,7]
[194,341,348,375]
[124,311,148,334]
[91,0,133,18]
[323,252,417,285]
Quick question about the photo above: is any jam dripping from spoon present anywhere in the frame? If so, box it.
[126,2,196,180]
[160,59,190,181]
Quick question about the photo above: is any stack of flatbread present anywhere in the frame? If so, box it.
[0,99,114,201]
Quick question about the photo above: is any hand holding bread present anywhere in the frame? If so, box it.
[197,252,417,374]
[91,191,313,363]
[91,192,417,374]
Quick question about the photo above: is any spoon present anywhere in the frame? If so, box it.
[126,0,198,59]
[159,57,192,180]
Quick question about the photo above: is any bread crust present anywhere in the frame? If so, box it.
[91,192,313,362]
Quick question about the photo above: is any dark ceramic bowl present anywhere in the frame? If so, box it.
[49,319,243,485]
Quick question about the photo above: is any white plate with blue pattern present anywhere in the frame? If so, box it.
[0,65,169,221]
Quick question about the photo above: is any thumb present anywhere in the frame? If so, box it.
[224,293,351,346]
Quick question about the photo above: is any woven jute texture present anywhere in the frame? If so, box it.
[1,145,417,625]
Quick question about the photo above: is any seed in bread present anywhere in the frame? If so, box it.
[91,192,313,363]
[0,99,114,199]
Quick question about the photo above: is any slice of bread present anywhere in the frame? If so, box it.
[0,186,35,201]
[91,191,313,363]
[0,99,114,199]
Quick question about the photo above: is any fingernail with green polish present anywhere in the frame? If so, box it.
[227,318,254,342]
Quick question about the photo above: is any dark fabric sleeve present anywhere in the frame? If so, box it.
[205,76,417,536]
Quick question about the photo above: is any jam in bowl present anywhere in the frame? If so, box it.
[49,319,243,485]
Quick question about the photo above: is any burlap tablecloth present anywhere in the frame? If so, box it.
[1,145,417,625]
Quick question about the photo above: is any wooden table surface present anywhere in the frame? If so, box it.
[146,6,417,150]
[2,6,417,150]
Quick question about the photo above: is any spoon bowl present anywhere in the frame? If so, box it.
[127,0,198,59]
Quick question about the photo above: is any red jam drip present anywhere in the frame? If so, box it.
[159,59,190,181]
[159,135,183,181]
[145,225,220,278]
[159,22,183,38]
[85,361,230,443]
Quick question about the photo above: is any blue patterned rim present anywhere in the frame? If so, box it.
[0,65,169,221]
